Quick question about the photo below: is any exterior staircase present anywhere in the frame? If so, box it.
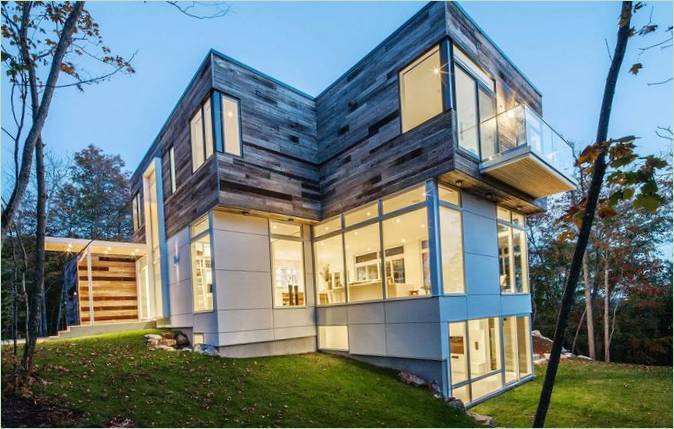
[50,320,157,340]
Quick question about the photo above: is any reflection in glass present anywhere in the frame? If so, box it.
[498,224,512,292]
[314,235,345,305]
[271,238,305,307]
[440,207,464,294]
[382,208,430,298]
[345,223,382,302]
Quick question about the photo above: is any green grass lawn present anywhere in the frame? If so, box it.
[2,329,475,427]
[3,330,671,428]
[473,359,673,427]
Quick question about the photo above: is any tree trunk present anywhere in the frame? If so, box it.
[582,254,596,359]
[603,252,610,362]
[1,1,85,239]
[572,307,586,355]
[22,136,46,376]
[533,2,632,426]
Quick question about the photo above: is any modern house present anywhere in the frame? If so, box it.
[46,1,575,406]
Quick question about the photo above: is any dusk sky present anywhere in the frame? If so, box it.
[2,1,672,180]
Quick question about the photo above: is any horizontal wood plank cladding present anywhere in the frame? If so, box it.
[212,52,321,219]
[77,254,139,325]
[218,154,321,220]
[444,2,542,114]
[130,58,218,241]
[211,54,317,163]
[321,111,455,218]
[316,3,447,163]
[163,157,219,238]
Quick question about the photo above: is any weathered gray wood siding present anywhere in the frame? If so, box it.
[211,53,321,220]
[316,2,449,218]
[131,1,549,230]
[316,2,544,218]
[130,59,219,242]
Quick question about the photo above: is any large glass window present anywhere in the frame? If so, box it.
[440,206,464,294]
[450,317,503,403]
[455,67,479,155]
[497,207,529,293]
[345,223,382,302]
[382,208,430,298]
[270,221,305,307]
[450,316,531,404]
[382,185,426,214]
[449,321,468,384]
[453,45,495,158]
[191,92,242,172]
[191,217,213,312]
[399,46,444,133]
[503,316,533,383]
[314,234,345,305]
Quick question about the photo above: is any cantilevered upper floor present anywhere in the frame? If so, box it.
[130,1,575,242]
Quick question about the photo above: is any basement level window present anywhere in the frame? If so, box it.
[399,45,443,133]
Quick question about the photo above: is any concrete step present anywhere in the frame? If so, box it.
[55,320,156,339]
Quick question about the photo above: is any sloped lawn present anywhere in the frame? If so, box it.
[1,330,475,427]
[473,359,673,427]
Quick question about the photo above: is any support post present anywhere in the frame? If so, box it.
[86,250,94,325]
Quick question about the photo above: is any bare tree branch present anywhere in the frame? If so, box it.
[647,77,673,86]
[166,1,230,19]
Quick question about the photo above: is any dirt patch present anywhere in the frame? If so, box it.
[1,393,85,427]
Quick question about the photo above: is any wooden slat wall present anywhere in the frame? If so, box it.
[211,55,321,220]
[128,2,549,235]
[78,254,138,324]
[131,60,220,241]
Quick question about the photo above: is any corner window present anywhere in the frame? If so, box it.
[399,45,444,133]
[191,216,213,312]
[221,94,241,156]
[449,317,503,403]
[132,193,142,231]
[270,221,305,307]
[168,145,177,194]
[453,45,495,158]
[190,97,214,172]
[497,206,528,293]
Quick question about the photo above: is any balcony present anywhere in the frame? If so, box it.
[478,105,576,199]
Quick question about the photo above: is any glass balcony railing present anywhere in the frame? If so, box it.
[479,105,576,184]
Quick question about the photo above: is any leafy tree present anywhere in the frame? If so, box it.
[51,145,132,241]
[533,2,670,425]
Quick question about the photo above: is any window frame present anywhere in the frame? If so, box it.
[451,43,497,161]
[190,215,215,314]
[190,90,244,174]
[496,206,529,295]
[132,192,143,231]
[190,95,213,173]
[312,182,464,306]
[216,92,244,158]
[398,42,448,134]
[269,220,307,309]
[449,314,533,405]
[168,145,177,194]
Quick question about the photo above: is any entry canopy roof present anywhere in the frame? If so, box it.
[44,237,146,257]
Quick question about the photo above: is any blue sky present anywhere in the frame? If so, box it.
[2,1,672,178]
